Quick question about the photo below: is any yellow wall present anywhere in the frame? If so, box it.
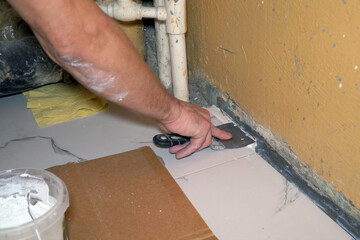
[187,1,360,209]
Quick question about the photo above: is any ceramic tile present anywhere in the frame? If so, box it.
[0,135,78,170]
[175,153,352,240]
[0,94,38,146]
[161,146,255,179]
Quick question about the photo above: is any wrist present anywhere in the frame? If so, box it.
[158,98,182,124]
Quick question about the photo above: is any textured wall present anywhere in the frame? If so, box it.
[187,0,360,209]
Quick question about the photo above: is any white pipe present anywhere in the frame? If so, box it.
[164,0,186,35]
[98,0,166,21]
[165,0,189,102]
[98,0,141,21]
[97,0,189,101]
[154,0,172,92]
[169,34,188,101]
[142,7,167,21]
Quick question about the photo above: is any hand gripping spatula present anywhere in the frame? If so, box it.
[153,123,255,151]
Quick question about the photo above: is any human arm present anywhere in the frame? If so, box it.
[7,0,231,158]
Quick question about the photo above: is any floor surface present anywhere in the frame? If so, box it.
[0,94,354,240]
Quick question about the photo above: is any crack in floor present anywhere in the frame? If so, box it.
[0,136,87,162]
[275,179,300,214]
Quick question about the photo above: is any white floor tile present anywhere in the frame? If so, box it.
[0,94,38,146]
[0,94,353,239]
[162,146,255,179]
[176,154,352,240]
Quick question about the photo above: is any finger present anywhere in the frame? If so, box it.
[211,125,232,140]
[169,141,190,154]
[175,132,210,159]
[175,141,201,159]
[198,131,213,151]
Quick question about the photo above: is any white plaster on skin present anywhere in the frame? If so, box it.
[60,55,128,102]
[62,56,93,68]
[117,92,128,102]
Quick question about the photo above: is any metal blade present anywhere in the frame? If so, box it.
[210,123,255,151]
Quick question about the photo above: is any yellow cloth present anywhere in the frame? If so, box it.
[23,83,108,127]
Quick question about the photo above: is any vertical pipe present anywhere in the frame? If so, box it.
[165,0,189,102]
[97,0,187,99]
[154,0,172,93]
[169,34,188,101]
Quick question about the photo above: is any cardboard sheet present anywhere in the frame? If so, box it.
[48,147,216,240]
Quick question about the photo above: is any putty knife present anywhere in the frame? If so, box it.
[153,123,255,151]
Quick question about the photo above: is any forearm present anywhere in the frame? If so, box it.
[7,0,179,122]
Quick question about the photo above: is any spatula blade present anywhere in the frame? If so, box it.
[210,123,255,150]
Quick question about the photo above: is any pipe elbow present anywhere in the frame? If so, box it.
[141,7,167,21]
[114,2,142,21]
[97,0,167,21]
[97,1,142,22]
[165,0,187,34]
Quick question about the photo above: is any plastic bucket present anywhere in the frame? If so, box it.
[0,169,69,240]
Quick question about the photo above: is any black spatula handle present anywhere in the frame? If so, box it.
[153,134,191,147]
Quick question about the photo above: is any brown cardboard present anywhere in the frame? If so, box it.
[47,147,217,240]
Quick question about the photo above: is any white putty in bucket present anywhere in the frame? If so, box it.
[0,195,56,229]
[0,173,56,229]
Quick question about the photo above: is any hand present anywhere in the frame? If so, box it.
[158,101,232,159]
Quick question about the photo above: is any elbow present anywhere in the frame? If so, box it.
[35,27,85,67]
[50,36,79,63]
[39,17,109,67]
